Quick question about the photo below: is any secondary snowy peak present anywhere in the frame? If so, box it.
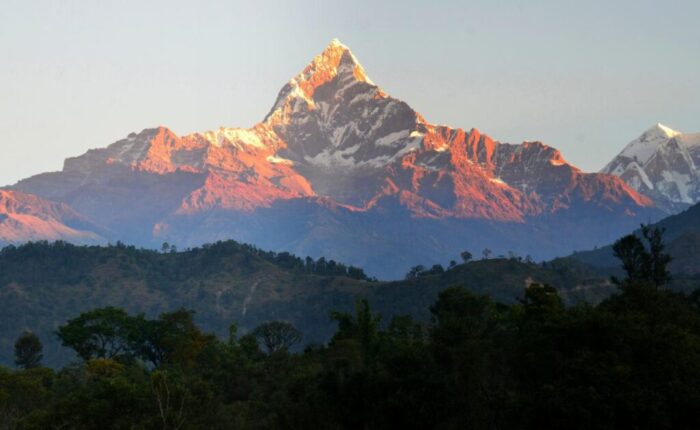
[603,124,700,212]
[615,123,681,165]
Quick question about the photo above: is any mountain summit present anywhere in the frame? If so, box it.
[265,38,374,123]
[7,41,662,277]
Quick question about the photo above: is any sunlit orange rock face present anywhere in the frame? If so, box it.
[63,123,315,214]
[7,39,662,277]
[0,190,103,244]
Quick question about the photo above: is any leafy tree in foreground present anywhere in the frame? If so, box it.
[641,224,672,288]
[56,306,137,361]
[151,370,188,430]
[330,298,382,368]
[613,234,650,283]
[429,287,510,429]
[251,321,302,354]
[138,309,215,368]
[613,224,671,288]
[14,331,43,369]
[520,283,564,315]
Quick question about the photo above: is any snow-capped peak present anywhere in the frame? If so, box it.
[317,38,374,85]
[602,123,700,212]
[264,39,377,123]
[648,123,680,139]
[615,123,682,165]
[328,37,349,50]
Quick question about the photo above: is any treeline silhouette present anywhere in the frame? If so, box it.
[0,239,373,282]
[2,227,700,428]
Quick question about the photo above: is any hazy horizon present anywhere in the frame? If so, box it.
[1,0,698,186]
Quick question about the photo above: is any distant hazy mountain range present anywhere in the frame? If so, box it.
[2,40,685,278]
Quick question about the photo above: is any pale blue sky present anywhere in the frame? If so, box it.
[1,0,698,186]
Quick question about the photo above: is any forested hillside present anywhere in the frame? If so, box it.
[2,242,700,428]
[0,241,609,367]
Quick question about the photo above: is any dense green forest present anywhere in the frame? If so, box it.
[1,228,700,428]
[0,239,610,367]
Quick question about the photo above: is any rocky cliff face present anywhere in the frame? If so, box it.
[7,39,662,278]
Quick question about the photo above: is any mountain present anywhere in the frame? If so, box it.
[0,240,609,367]
[571,200,700,276]
[602,123,700,213]
[0,190,105,246]
[7,40,661,278]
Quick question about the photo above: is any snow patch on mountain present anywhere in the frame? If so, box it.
[375,130,410,146]
[202,128,267,149]
[266,155,294,165]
